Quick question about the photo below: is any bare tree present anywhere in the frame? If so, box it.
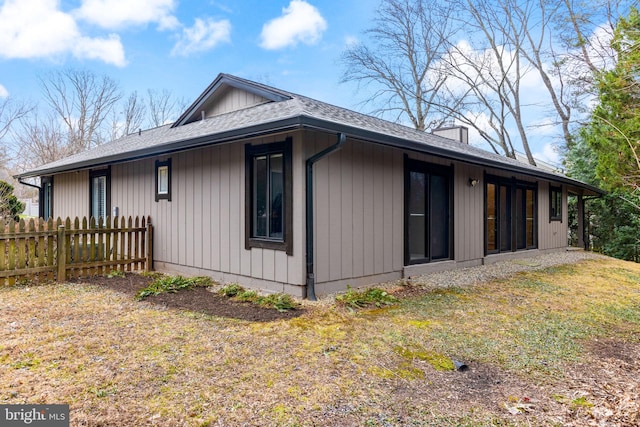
[14,114,68,169]
[147,89,186,127]
[340,0,465,131]
[0,97,31,167]
[110,91,146,140]
[441,0,542,164]
[552,0,626,92]
[39,69,122,154]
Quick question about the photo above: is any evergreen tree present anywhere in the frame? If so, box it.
[566,8,640,261]
[582,7,640,191]
[0,180,25,222]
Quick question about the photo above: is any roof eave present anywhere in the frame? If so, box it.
[14,116,306,179]
[295,116,605,196]
[15,114,604,196]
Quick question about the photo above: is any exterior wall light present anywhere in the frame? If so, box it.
[469,178,479,187]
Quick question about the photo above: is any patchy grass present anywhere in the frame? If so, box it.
[1,256,639,426]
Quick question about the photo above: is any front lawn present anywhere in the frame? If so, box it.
[1,256,639,426]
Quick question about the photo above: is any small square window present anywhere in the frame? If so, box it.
[155,159,171,202]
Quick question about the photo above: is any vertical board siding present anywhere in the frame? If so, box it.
[538,181,569,250]
[50,128,573,294]
[340,141,354,279]
[205,87,269,118]
[107,135,304,288]
[310,133,404,286]
[351,141,365,278]
[373,146,385,275]
[53,171,89,219]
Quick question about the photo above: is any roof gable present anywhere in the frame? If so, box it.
[172,73,292,127]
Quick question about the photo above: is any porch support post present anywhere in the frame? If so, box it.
[577,195,586,250]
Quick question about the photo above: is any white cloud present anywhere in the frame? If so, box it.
[73,34,126,65]
[344,35,359,47]
[260,0,327,50]
[171,18,231,56]
[0,84,8,98]
[534,142,562,166]
[74,0,179,30]
[0,0,126,66]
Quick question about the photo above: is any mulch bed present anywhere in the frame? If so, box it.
[70,272,305,322]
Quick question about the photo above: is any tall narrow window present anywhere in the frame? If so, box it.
[41,176,53,220]
[485,176,536,254]
[486,183,497,252]
[404,158,453,265]
[90,168,110,220]
[155,159,172,201]
[245,139,292,254]
[550,185,562,221]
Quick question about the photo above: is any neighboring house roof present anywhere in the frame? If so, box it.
[16,73,603,196]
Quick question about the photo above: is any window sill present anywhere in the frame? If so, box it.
[246,237,292,255]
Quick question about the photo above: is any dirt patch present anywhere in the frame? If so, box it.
[70,273,305,322]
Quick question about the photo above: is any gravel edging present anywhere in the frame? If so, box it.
[407,250,607,289]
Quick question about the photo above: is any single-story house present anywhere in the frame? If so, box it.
[16,73,602,298]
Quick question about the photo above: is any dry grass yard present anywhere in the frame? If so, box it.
[1,255,639,426]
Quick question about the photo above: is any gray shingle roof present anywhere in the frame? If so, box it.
[16,73,602,195]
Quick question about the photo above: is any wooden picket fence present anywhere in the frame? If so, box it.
[0,216,153,286]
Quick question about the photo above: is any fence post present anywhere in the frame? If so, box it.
[57,225,66,282]
[146,218,153,272]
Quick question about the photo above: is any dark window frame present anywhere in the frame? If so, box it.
[245,138,293,255]
[155,158,172,202]
[404,156,454,265]
[484,174,537,255]
[549,185,562,222]
[40,176,54,220]
[89,167,111,221]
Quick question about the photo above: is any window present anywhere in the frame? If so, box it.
[405,158,453,264]
[485,176,537,254]
[90,168,110,220]
[245,139,292,254]
[155,159,172,202]
[40,176,53,220]
[550,185,562,221]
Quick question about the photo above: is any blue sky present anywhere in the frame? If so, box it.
[0,0,376,109]
[0,0,570,165]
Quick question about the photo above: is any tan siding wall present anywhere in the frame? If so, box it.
[453,163,485,262]
[107,133,306,294]
[205,87,269,117]
[309,133,405,293]
[538,181,569,250]
[53,170,89,219]
[49,131,572,295]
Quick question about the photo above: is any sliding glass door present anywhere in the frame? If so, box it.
[405,159,452,264]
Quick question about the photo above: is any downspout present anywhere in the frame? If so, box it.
[305,132,346,300]
[18,177,41,192]
[17,177,42,218]
[17,177,43,219]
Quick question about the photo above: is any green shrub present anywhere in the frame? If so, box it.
[335,286,398,309]
[258,293,297,312]
[218,284,297,312]
[106,270,125,278]
[135,275,212,300]
[218,283,244,297]
[237,290,259,302]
